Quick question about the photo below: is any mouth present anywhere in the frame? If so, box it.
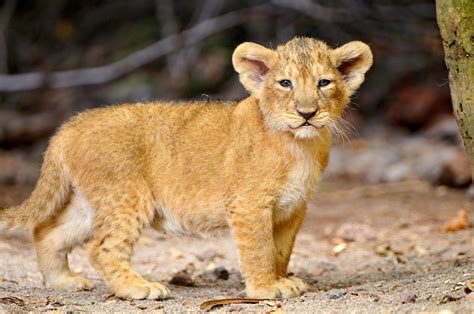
[290,122,319,129]
[289,121,324,130]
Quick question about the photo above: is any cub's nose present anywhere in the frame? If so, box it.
[296,108,317,120]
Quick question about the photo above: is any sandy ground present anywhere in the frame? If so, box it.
[0,179,473,312]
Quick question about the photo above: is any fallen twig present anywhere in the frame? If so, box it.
[0,296,25,306]
[200,298,274,310]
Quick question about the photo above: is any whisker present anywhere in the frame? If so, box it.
[325,115,357,145]
[336,117,359,137]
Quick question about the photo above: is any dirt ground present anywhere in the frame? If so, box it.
[0,179,472,312]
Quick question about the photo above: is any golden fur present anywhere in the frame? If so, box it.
[0,37,372,299]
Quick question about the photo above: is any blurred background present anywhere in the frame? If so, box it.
[0,0,471,189]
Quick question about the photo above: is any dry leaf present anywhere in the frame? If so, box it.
[182,299,195,307]
[0,277,18,284]
[170,247,185,259]
[332,242,348,256]
[438,294,461,304]
[374,244,401,257]
[441,209,469,232]
[413,245,429,257]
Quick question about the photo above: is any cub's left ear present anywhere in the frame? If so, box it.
[332,41,373,94]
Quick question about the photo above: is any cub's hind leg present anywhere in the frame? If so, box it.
[86,187,169,300]
[33,191,94,291]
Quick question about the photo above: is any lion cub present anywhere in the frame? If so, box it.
[0,37,372,299]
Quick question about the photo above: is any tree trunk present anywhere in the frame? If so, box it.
[436,0,474,179]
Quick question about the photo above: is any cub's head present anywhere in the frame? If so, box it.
[232,37,372,139]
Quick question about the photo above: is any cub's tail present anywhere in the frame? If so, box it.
[0,148,70,229]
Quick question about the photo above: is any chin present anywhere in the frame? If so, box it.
[293,126,320,139]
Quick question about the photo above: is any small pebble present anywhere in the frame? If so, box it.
[401,293,417,304]
[467,184,474,199]
[327,289,347,299]
[169,272,193,286]
[203,266,230,281]
[369,294,380,302]
[464,280,474,294]
[319,261,336,271]
[213,266,230,280]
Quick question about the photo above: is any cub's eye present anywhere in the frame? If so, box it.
[318,79,331,87]
[279,79,292,88]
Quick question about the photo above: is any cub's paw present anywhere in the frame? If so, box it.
[113,280,170,300]
[46,274,94,291]
[246,277,307,299]
[286,276,308,293]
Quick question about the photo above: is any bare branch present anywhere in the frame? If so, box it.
[0,4,270,92]
[176,0,225,81]
[0,0,16,73]
[156,0,183,80]
[271,0,352,22]
[191,0,224,25]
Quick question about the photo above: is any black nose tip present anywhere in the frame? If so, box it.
[296,109,317,120]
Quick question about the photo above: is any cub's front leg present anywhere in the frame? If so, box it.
[228,199,306,298]
[273,205,307,292]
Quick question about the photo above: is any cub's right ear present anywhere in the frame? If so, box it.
[232,42,276,96]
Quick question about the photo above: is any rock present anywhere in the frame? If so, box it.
[438,148,472,187]
[467,184,474,200]
[203,266,229,281]
[334,223,377,243]
[465,280,474,294]
[327,134,462,186]
[213,266,229,280]
[383,162,412,183]
[327,289,347,299]
[425,115,463,145]
[312,261,336,276]
[319,261,336,272]
[169,272,193,287]
[401,293,417,304]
